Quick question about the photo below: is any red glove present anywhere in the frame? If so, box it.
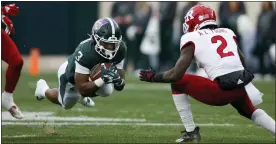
[139,68,156,82]
[2,15,15,35]
[1,4,19,17]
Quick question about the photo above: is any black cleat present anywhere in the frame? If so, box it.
[175,126,201,143]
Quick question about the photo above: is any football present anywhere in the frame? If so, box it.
[90,63,112,81]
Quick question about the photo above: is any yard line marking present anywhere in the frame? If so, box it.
[2,121,235,127]
[1,134,102,138]
[2,112,146,122]
[2,135,37,138]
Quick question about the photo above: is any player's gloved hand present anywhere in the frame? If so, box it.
[2,15,15,35]
[109,63,123,86]
[100,63,121,84]
[1,4,19,17]
[139,67,156,82]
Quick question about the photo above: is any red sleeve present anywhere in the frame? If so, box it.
[1,6,6,15]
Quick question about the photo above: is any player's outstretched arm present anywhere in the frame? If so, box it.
[139,44,194,83]
[162,44,195,82]
[2,4,19,17]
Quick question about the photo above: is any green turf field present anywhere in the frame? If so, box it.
[1,71,275,143]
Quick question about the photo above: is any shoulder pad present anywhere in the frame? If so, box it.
[220,28,236,36]
[79,38,92,45]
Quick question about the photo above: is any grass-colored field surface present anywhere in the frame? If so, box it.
[1,71,275,143]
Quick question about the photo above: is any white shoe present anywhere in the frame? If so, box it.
[79,97,95,107]
[8,105,24,119]
[35,79,49,101]
[2,92,24,119]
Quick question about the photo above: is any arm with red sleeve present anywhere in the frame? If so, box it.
[1,4,19,35]
[2,4,19,16]
[139,33,196,83]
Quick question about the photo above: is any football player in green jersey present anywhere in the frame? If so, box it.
[35,17,127,109]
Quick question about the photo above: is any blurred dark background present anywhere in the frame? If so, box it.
[1,1,275,80]
[2,1,99,55]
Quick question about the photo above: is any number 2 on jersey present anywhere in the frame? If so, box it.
[211,35,234,58]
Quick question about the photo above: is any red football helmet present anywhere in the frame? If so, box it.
[183,4,217,34]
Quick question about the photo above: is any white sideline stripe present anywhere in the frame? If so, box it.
[2,112,146,122]
[2,135,37,138]
[28,82,171,91]
[2,117,146,122]
[1,134,96,138]
[2,122,234,127]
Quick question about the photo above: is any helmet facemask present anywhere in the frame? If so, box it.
[93,33,122,60]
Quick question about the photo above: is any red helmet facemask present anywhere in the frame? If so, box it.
[183,4,217,34]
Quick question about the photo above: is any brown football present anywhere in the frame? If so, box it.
[90,63,112,81]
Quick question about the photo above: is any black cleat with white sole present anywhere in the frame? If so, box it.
[175,126,201,143]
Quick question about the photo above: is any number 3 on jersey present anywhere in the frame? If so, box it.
[75,51,83,61]
[211,35,234,58]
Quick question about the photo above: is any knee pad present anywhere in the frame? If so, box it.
[62,93,79,110]
[97,84,114,97]
[63,99,77,110]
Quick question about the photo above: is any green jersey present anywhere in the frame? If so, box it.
[65,38,127,84]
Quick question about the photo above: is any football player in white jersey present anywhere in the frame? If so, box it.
[139,4,275,142]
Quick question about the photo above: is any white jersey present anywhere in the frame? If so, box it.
[180,28,244,80]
